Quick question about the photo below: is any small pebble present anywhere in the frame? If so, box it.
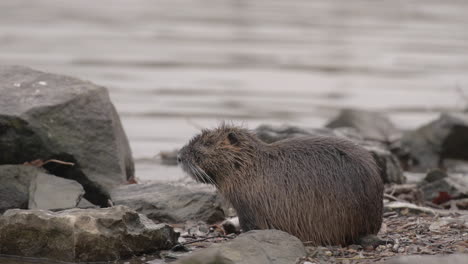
[376,245,387,252]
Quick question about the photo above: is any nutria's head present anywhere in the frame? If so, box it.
[178,125,260,186]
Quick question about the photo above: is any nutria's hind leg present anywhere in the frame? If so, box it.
[237,210,259,232]
[356,235,394,249]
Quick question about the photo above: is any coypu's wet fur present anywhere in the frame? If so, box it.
[178,124,383,245]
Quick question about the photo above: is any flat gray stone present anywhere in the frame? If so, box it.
[176,230,306,264]
[28,172,85,210]
[111,182,226,224]
[0,205,178,262]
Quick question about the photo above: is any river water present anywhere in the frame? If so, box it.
[1,0,467,182]
[0,0,467,263]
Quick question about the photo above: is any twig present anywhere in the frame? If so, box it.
[42,159,75,166]
[24,159,75,167]
[182,235,232,245]
[384,193,406,203]
[335,257,372,261]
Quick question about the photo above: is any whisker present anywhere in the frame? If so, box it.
[187,163,202,183]
[196,165,219,189]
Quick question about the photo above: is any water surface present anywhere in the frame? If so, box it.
[0,0,466,180]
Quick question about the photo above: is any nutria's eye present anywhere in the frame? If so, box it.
[227,132,239,145]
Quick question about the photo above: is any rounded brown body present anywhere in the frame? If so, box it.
[178,125,383,245]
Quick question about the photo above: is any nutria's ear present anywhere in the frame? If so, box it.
[227,132,239,145]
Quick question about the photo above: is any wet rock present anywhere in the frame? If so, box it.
[326,108,400,142]
[255,124,405,184]
[0,205,178,262]
[386,254,468,264]
[401,113,468,172]
[111,182,225,224]
[176,230,306,264]
[419,171,468,202]
[0,65,134,206]
[0,165,42,213]
[28,172,85,210]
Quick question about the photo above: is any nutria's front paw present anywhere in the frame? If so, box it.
[357,235,394,249]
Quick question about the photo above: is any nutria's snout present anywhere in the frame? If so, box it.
[177,144,217,185]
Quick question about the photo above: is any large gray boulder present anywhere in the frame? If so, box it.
[326,108,400,142]
[0,65,134,206]
[111,182,226,224]
[255,124,405,184]
[0,205,178,262]
[0,165,42,213]
[28,172,85,210]
[401,113,468,172]
[176,230,306,264]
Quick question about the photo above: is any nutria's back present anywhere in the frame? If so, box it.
[178,125,383,245]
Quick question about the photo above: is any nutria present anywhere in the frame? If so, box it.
[178,124,383,245]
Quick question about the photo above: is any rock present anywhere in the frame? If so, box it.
[77,198,98,209]
[255,124,405,184]
[363,141,406,184]
[0,205,178,262]
[111,182,226,224]
[28,172,85,210]
[403,172,426,184]
[176,230,306,264]
[386,254,468,264]
[326,108,400,142]
[0,165,44,213]
[419,171,468,202]
[0,65,134,206]
[401,113,468,172]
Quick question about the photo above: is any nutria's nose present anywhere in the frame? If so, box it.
[177,154,182,164]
